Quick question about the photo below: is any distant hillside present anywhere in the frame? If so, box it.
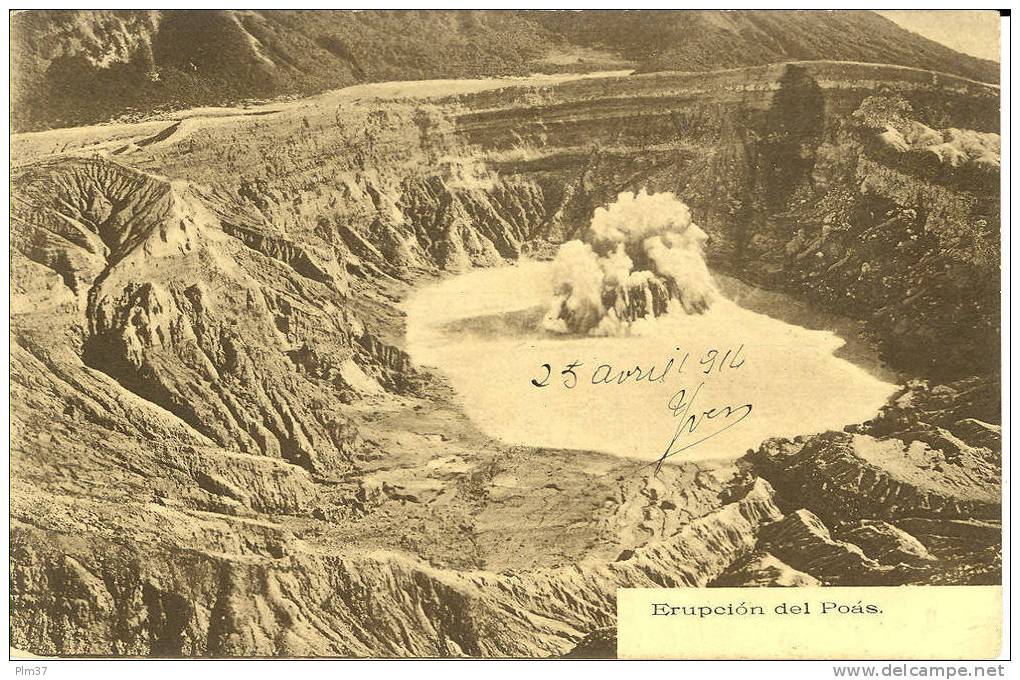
[11,9,998,132]
[528,10,998,82]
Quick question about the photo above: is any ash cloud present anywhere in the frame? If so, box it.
[544,190,716,335]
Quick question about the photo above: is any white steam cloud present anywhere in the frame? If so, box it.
[544,190,716,335]
[879,121,1000,170]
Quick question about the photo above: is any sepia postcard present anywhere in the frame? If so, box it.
[7,7,1007,668]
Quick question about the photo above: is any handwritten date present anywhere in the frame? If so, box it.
[530,345,745,389]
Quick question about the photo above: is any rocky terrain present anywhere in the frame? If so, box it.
[10,54,1000,657]
[11,10,997,131]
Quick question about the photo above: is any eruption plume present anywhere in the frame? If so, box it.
[544,190,716,335]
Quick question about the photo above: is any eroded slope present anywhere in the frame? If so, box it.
[11,63,1000,657]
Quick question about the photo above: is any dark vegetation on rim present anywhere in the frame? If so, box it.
[12,9,998,132]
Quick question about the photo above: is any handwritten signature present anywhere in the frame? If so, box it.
[649,381,753,474]
[529,344,753,472]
